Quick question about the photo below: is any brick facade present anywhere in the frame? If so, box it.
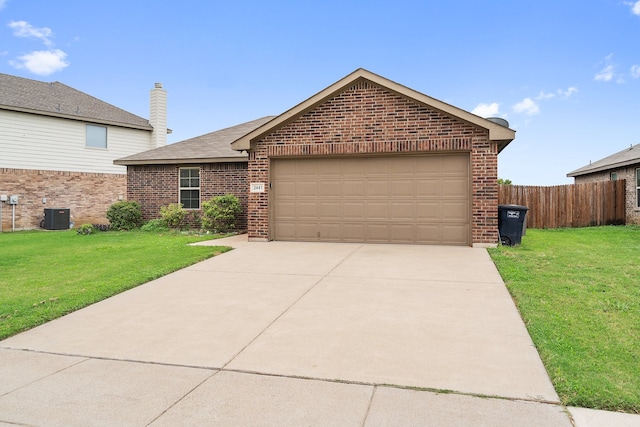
[247,80,500,245]
[574,166,640,224]
[0,168,125,231]
[126,162,248,230]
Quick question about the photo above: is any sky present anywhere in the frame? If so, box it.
[2,0,639,186]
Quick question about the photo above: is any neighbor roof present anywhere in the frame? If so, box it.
[114,116,276,165]
[567,143,640,177]
[231,68,516,153]
[0,73,152,130]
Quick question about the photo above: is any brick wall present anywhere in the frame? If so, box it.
[247,79,499,245]
[0,168,125,231]
[127,162,248,229]
[574,166,640,224]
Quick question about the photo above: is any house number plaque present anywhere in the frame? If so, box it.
[250,183,266,193]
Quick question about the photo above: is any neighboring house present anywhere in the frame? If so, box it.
[567,143,640,224]
[114,116,275,229]
[120,68,515,246]
[0,73,168,231]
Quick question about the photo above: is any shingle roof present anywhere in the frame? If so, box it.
[0,73,152,130]
[567,143,640,177]
[114,116,276,165]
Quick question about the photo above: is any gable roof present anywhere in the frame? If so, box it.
[231,68,515,153]
[0,73,152,130]
[567,143,640,177]
[114,116,276,165]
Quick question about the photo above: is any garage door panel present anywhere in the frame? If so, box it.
[275,201,297,219]
[366,180,389,197]
[297,181,317,197]
[390,180,414,197]
[343,202,364,219]
[416,202,442,220]
[442,224,470,245]
[297,202,319,219]
[366,202,390,220]
[443,178,468,196]
[343,180,366,197]
[416,179,442,197]
[318,202,341,220]
[391,202,415,220]
[342,223,365,241]
[442,201,469,221]
[318,180,341,196]
[272,155,470,245]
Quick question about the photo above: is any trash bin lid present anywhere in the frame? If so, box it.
[498,204,529,211]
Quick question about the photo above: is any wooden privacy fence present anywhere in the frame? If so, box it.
[499,180,626,229]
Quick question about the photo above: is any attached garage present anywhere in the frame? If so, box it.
[232,68,515,246]
[272,154,470,245]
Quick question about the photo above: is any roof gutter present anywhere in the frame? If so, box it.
[114,156,248,166]
[0,104,154,131]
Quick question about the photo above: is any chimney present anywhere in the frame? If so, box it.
[150,82,167,148]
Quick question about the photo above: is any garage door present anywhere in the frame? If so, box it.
[271,154,470,245]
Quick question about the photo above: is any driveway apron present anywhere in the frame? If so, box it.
[0,236,574,426]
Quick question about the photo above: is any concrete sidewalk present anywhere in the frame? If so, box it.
[0,235,636,426]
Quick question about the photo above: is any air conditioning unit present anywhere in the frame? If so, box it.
[43,208,70,230]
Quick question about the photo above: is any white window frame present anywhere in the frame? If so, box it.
[86,124,107,149]
[179,167,200,209]
[636,168,640,208]
[610,171,618,181]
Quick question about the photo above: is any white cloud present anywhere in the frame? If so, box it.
[631,1,640,15]
[535,91,555,100]
[471,102,500,117]
[9,20,54,46]
[595,64,615,82]
[512,98,540,116]
[631,65,640,79]
[558,86,578,98]
[9,49,69,75]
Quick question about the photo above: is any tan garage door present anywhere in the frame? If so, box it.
[271,154,470,245]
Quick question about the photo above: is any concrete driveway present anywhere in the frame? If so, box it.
[0,235,574,426]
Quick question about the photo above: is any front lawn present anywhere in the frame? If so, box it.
[489,226,639,414]
[0,230,231,340]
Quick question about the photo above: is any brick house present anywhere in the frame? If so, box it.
[567,143,640,224]
[0,73,168,231]
[231,69,515,246]
[118,69,514,246]
[114,117,274,229]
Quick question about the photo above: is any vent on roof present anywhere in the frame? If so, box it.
[487,117,509,128]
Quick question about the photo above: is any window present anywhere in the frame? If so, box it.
[86,124,107,148]
[610,172,618,181]
[637,169,640,208]
[180,168,200,209]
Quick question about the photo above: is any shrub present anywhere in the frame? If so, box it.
[201,194,241,233]
[76,224,94,235]
[140,219,169,232]
[160,203,187,229]
[106,201,142,230]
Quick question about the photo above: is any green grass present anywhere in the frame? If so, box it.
[0,230,231,340]
[489,226,640,414]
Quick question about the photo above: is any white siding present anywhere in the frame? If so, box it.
[1,110,153,174]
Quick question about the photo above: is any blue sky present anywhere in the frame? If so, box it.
[2,0,639,185]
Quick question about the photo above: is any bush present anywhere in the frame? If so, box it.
[106,201,142,230]
[140,219,169,232]
[160,203,187,229]
[201,194,241,233]
[76,224,94,235]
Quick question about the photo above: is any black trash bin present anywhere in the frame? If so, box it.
[498,204,528,246]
